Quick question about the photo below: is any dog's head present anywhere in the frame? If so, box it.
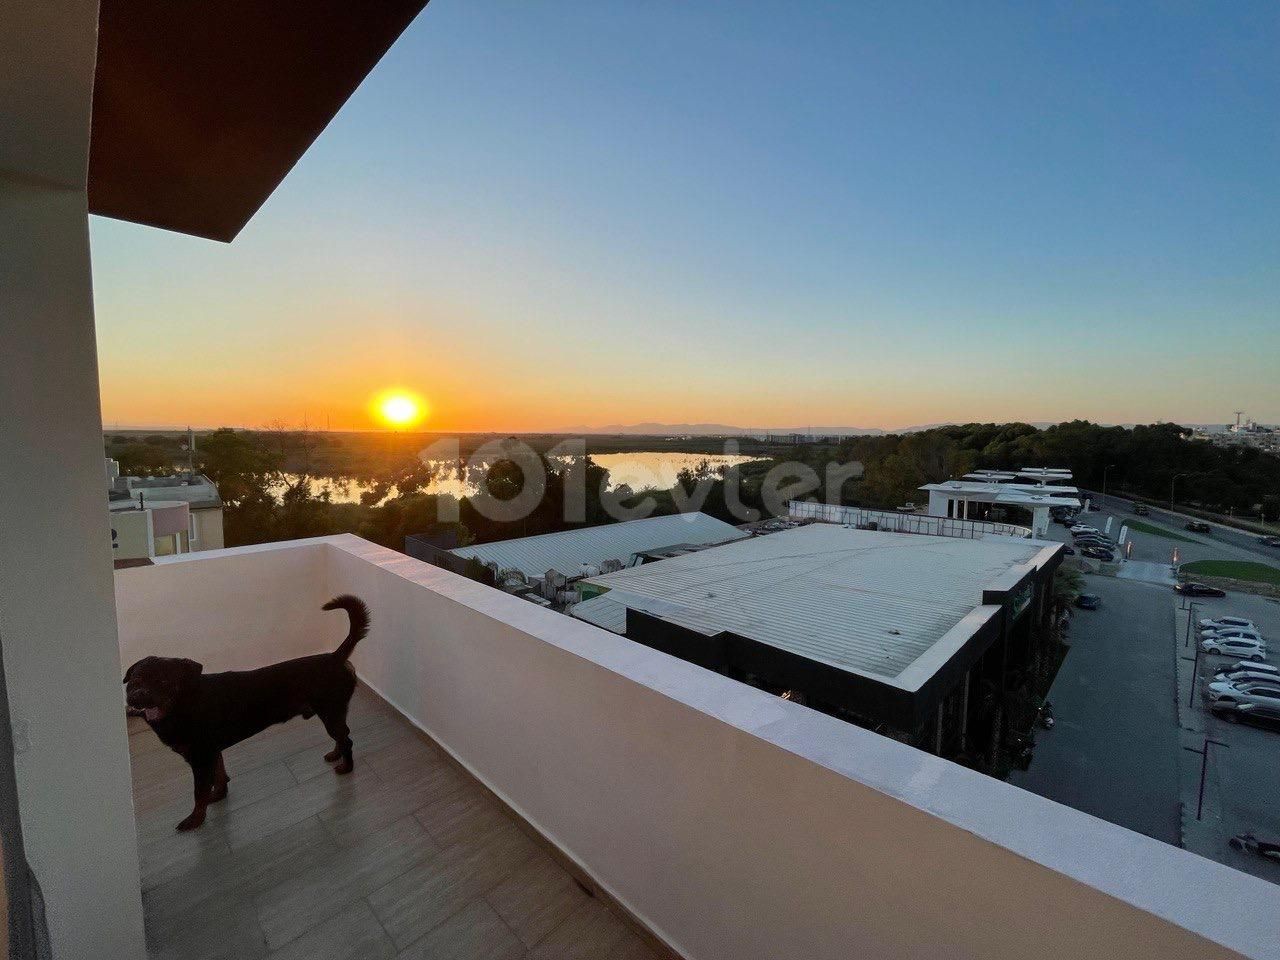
[123,656,203,723]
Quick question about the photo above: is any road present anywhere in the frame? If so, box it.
[1010,575,1181,843]
[1084,491,1280,567]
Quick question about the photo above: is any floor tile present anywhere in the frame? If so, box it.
[486,853,589,949]
[255,815,438,950]
[264,899,397,960]
[397,898,526,960]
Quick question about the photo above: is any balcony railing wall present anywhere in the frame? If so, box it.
[116,535,1280,960]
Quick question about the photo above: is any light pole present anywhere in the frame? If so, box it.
[1170,471,1194,511]
[1101,463,1116,505]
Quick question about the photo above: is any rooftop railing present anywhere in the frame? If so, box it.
[788,499,1034,539]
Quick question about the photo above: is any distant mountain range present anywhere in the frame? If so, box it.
[556,420,1234,437]
[554,421,884,437]
[551,421,992,437]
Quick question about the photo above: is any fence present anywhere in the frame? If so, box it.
[788,501,1032,539]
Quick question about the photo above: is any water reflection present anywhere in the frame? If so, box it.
[274,452,762,506]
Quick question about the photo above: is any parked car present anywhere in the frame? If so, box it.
[1185,520,1212,534]
[1201,616,1257,632]
[1133,504,1150,516]
[1061,545,1076,556]
[1070,525,1099,535]
[1054,514,1079,527]
[1258,535,1280,548]
[1212,669,1280,688]
[1081,547,1115,561]
[1200,636,1268,661]
[1203,681,1280,713]
[1203,679,1277,704]
[1200,627,1264,643]
[1215,661,1280,681]
[1211,699,1280,728]
[1075,536,1116,549]
[1075,594,1100,610]
[1175,582,1226,598]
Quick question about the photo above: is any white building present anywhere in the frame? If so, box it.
[920,480,1080,537]
[107,459,224,562]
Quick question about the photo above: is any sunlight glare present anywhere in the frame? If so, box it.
[374,390,426,428]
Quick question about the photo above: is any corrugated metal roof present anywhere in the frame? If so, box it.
[582,523,1042,681]
[451,512,747,578]
[570,594,628,634]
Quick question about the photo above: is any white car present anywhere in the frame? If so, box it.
[1204,680,1280,711]
[1215,660,1280,681]
[1200,627,1264,644]
[1200,616,1256,633]
[1070,525,1099,535]
[1201,636,1268,661]
[1212,668,1280,688]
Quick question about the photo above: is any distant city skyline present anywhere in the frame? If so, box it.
[90,2,1279,432]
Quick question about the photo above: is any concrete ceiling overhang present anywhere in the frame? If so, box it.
[87,0,430,242]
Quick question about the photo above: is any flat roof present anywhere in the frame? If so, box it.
[581,524,1054,683]
[452,512,747,578]
[920,481,1080,508]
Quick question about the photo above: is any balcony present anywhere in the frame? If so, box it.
[115,535,1280,960]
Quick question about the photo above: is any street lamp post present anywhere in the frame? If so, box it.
[1170,471,1194,511]
[1102,463,1116,505]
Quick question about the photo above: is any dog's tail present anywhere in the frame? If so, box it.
[323,595,370,661]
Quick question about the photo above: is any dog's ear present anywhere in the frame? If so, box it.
[175,658,204,686]
[122,662,136,685]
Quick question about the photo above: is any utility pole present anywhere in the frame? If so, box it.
[1182,738,1228,821]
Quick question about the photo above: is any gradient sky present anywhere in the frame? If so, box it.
[90,0,1279,432]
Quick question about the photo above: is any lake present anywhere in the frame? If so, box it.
[275,451,763,505]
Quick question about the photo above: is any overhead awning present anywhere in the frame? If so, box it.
[88,0,430,241]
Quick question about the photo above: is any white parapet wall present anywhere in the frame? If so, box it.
[789,500,1033,539]
[116,535,1279,960]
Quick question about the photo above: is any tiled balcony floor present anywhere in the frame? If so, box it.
[129,685,659,960]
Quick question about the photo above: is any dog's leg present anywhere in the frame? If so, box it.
[177,758,216,831]
[319,707,354,775]
[209,753,229,803]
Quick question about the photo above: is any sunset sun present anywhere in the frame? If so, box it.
[374,390,425,428]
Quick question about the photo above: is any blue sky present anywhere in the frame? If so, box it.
[91,1,1280,430]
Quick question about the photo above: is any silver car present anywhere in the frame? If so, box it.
[1215,660,1280,680]
[1199,626,1265,643]
[1200,616,1256,633]
[1206,682,1280,719]
[1200,636,1268,660]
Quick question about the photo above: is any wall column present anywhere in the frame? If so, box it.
[0,1,148,956]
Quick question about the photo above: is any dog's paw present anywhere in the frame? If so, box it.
[323,748,342,763]
[334,759,353,775]
[210,785,228,803]
[175,811,206,832]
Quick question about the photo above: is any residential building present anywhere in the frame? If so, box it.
[106,459,224,562]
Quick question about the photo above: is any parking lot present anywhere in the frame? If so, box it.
[1011,503,1280,884]
[1178,589,1280,882]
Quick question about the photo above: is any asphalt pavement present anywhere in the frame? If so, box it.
[1010,575,1181,843]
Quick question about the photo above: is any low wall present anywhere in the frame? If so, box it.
[116,536,1279,960]
[789,500,1032,539]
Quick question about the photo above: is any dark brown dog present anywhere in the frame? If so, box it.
[124,595,370,831]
